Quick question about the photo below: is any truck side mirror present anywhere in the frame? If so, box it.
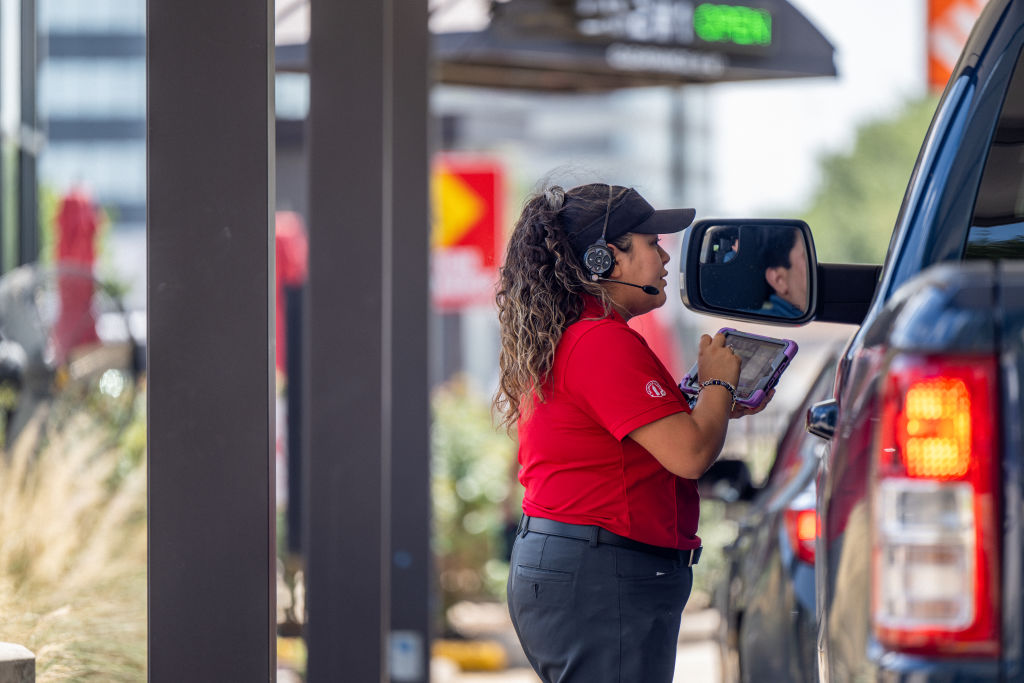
[807,398,838,441]
[680,219,817,325]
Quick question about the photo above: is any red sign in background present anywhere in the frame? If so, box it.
[431,158,504,311]
[928,0,987,92]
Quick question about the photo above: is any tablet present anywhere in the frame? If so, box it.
[679,328,798,408]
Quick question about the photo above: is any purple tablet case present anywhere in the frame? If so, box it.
[678,327,798,408]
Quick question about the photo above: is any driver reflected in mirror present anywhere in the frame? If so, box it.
[761,228,808,317]
[698,224,809,319]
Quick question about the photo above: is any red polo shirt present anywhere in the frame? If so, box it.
[517,297,700,550]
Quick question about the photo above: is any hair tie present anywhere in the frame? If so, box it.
[545,186,566,211]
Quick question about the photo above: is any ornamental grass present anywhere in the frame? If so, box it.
[0,410,147,681]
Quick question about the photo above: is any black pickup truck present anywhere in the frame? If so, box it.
[679,0,1024,678]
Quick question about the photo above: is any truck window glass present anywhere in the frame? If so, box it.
[967,47,1024,260]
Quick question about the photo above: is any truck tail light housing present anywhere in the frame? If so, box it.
[872,355,1000,656]
[784,508,816,565]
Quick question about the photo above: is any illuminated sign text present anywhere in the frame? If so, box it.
[694,3,772,46]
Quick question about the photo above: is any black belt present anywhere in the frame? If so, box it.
[518,515,701,566]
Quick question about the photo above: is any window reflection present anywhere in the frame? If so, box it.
[967,48,1024,260]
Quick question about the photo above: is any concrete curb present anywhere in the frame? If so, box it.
[0,643,34,683]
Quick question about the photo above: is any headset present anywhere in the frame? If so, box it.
[580,184,660,296]
[582,184,616,281]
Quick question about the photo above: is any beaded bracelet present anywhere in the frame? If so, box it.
[699,378,737,411]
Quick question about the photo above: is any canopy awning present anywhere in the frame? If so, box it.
[276,0,837,92]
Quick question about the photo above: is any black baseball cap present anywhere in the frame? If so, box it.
[559,184,696,263]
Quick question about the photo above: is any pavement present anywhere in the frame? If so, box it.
[433,603,721,683]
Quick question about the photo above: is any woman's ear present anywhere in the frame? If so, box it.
[606,244,623,279]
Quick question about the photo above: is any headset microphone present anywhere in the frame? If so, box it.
[595,277,660,295]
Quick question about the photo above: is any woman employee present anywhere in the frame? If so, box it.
[494,183,771,682]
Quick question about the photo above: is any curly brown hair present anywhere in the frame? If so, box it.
[493,184,632,431]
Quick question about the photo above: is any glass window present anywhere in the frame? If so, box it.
[275,72,309,120]
[39,59,146,118]
[967,48,1024,259]
[39,141,146,201]
[1,0,19,132]
[39,0,144,33]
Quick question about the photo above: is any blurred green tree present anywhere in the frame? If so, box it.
[801,95,939,264]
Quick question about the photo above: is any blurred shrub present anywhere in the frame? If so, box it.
[695,499,738,599]
[431,377,519,622]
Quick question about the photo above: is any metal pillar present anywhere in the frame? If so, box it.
[147,0,276,680]
[305,1,430,680]
[305,0,388,677]
[17,0,36,266]
[388,2,432,681]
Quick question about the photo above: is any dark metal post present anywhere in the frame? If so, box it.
[17,0,37,265]
[305,0,390,679]
[147,0,276,680]
[388,1,432,680]
[305,1,430,677]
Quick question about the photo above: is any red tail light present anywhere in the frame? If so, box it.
[784,508,816,565]
[872,354,1000,656]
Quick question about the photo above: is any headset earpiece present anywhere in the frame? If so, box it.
[584,184,616,280]
[583,241,614,280]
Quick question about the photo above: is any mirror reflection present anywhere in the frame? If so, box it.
[698,224,810,318]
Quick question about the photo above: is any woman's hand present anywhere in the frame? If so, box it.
[730,388,775,419]
[697,333,741,387]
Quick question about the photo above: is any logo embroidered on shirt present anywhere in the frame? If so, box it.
[645,380,667,398]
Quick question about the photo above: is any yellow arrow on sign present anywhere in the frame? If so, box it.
[432,168,486,249]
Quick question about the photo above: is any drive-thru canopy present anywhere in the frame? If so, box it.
[276,0,836,90]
